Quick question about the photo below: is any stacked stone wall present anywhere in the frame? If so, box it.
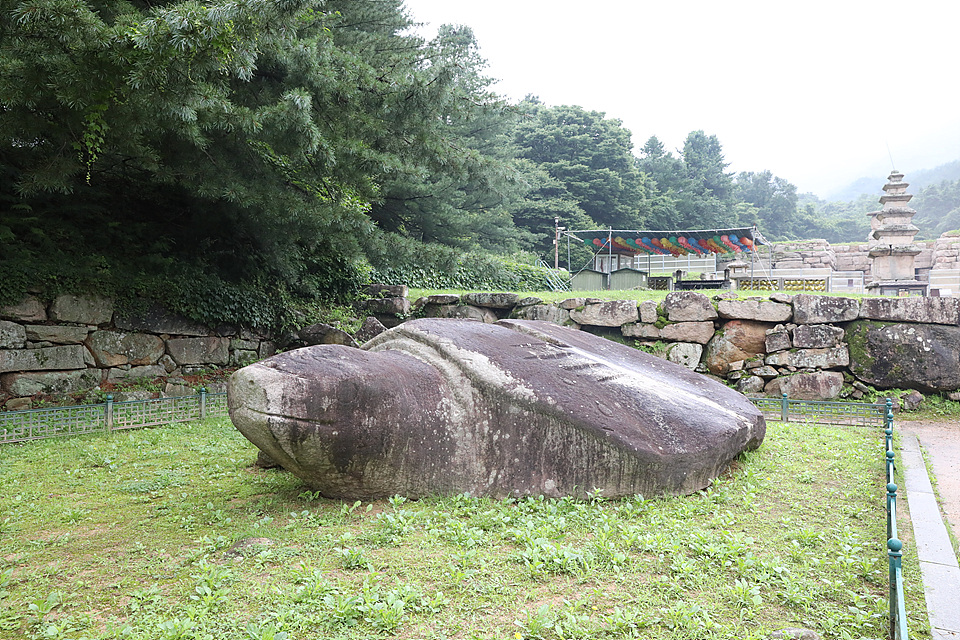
[0,295,276,410]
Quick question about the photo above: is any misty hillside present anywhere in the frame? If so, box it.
[829,159,960,203]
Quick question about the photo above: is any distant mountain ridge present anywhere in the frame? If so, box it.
[828,159,960,202]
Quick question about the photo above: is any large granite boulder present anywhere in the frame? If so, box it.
[228,319,765,500]
[846,320,960,392]
[662,292,717,322]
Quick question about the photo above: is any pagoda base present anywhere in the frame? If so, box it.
[865,280,929,297]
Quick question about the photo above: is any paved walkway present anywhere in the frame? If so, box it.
[899,421,960,640]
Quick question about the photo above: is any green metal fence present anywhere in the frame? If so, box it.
[749,393,886,427]
[0,390,228,445]
[753,395,908,640]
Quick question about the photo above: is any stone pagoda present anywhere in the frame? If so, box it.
[865,170,927,296]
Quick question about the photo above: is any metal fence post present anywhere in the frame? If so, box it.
[888,537,903,638]
[886,482,897,542]
[105,394,113,432]
[200,387,207,420]
[780,393,788,422]
[886,450,896,485]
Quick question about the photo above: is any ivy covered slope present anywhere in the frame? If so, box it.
[0,0,539,329]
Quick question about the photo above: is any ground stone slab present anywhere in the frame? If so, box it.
[228,318,765,500]
[846,320,960,392]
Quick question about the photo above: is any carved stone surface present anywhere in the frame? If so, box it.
[228,318,765,499]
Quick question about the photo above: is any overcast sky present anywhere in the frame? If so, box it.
[401,0,960,199]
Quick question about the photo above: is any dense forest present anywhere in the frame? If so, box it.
[2,0,957,328]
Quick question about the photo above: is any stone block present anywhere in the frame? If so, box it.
[433,304,499,323]
[557,298,587,310]
[166,337,229,366]
[115,304,210,336]
[859,297,960,325]
[0,345,87,373]
[764,346,849,369]
[366,284,408,298]
[792,294,859,324]
[638,300,659,324]
[107,365,166,382]
[568,299,639,326]
[24,325,90,344]
[1,369,100,397]
[765,328,791,353]
[0,295,46,322]
[364,297,411,316]
[49,294,113,325]
[663,291,717,322]
[764,371,844,400]
[665,342,703,369]
[704,320,770,375]
[460,292,520,309]
[0,321,26,349]
[736,376,766,394]
[659,321,715,345]
[354,317,387,344]
[792,324,845,349]
[717,299,792,322]
[513,304,571,325]
[87,331,165,367]
[621,323,660,339]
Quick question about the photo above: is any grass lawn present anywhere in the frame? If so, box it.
[407,289,874,305]
[0,418,930,640]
